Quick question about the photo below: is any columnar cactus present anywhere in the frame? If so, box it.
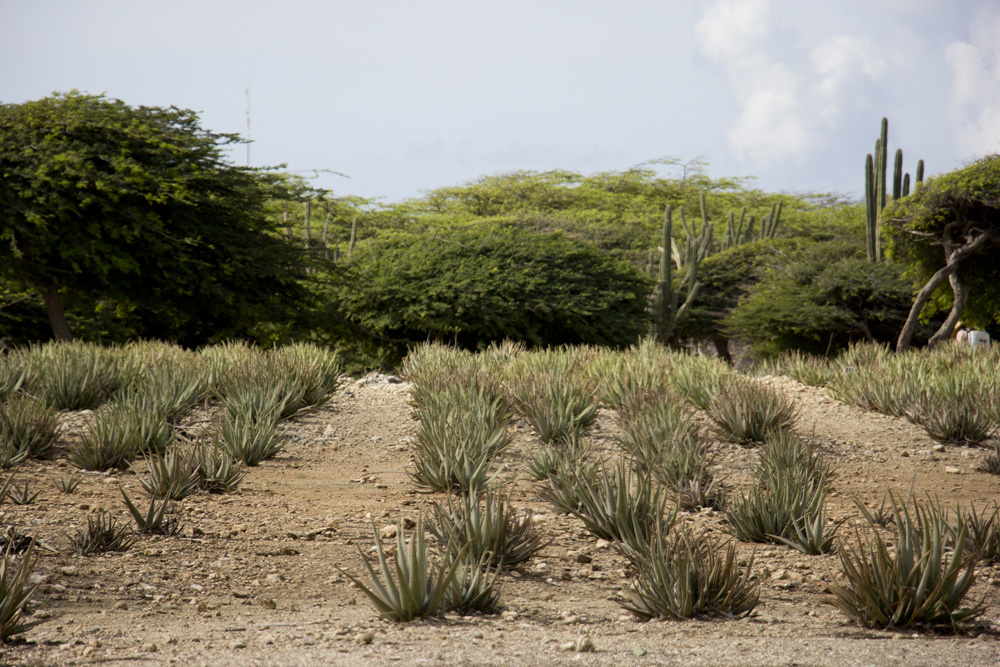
[865,118,924,262]
[650,205,708,344]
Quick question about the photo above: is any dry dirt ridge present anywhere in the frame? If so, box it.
[2,374,1000,667]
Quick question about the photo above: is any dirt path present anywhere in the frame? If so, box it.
[2,374,1000,666]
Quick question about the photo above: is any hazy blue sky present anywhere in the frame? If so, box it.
[2,0,999,203]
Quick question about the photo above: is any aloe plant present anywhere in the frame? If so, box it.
[620,527,758,620]
[0,542,43,641]
[830,494,985,630]
[340,520,463,622]
[430,488,547,571]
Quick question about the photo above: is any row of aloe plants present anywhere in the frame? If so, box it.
[766,342,1000,448]
[0,339,343,640]
[347,340,996,630]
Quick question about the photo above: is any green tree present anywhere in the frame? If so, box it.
[334,222,652,362]
[883,155,1000,351]
[724,240,914,357]
[675,238,798,360]
[0,92,305,344]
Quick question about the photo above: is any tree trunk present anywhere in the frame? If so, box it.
[896,231,993,352]
[711,336,732,365]
[926,270,969,346]
[36,283,73,341]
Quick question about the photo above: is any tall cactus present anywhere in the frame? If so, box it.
[865,117,924,262]
[650,205,708,344]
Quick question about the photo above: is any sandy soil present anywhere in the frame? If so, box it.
[2,373,1000,666]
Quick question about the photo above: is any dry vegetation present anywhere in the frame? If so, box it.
[0,340,999,665]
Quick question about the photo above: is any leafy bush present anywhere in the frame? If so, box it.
[724,240,914,357]
[620,528,758,620]
[336,223,653,363]
[430,488,547,571]
[708,379,796,445]
[830,495,985,630]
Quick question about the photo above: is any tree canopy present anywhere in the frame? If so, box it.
[884,154,1000,350]
[332,222,652,363]
[0,92,305,345]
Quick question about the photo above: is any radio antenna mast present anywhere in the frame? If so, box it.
[245,85,251,166]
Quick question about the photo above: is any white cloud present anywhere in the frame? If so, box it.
[695,0,820,162]
[945,9,1000,155]
[693,0,769,62]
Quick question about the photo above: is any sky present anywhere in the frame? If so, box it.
[2,0,999,204]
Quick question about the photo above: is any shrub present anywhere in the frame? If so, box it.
[707,379,796,445]
[25,342,134,410]
[771,350,830,387]
[830,495,985,630]
[5,480,39,506]
[336,223,653,363]
[620,528,758,620]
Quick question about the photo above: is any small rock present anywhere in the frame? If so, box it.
[260,598,277,610]
[558,641,576,652]
[533,562,551,575]
[945,466,961,474]
[113,601,128,610]
[359,631,375,645]
[574,553,592,564]
[197,601,209,613]
[575,636,595,653]
[82,646,96,658]
[633,646,647,656]
[501,610,519,622]
[595,539,612,550]
[32,610,52,619]
[231,524,248,533]
[232,641,246,649]
[141,642,157,653]
[380,525,398,539]
[932,444,946,453]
